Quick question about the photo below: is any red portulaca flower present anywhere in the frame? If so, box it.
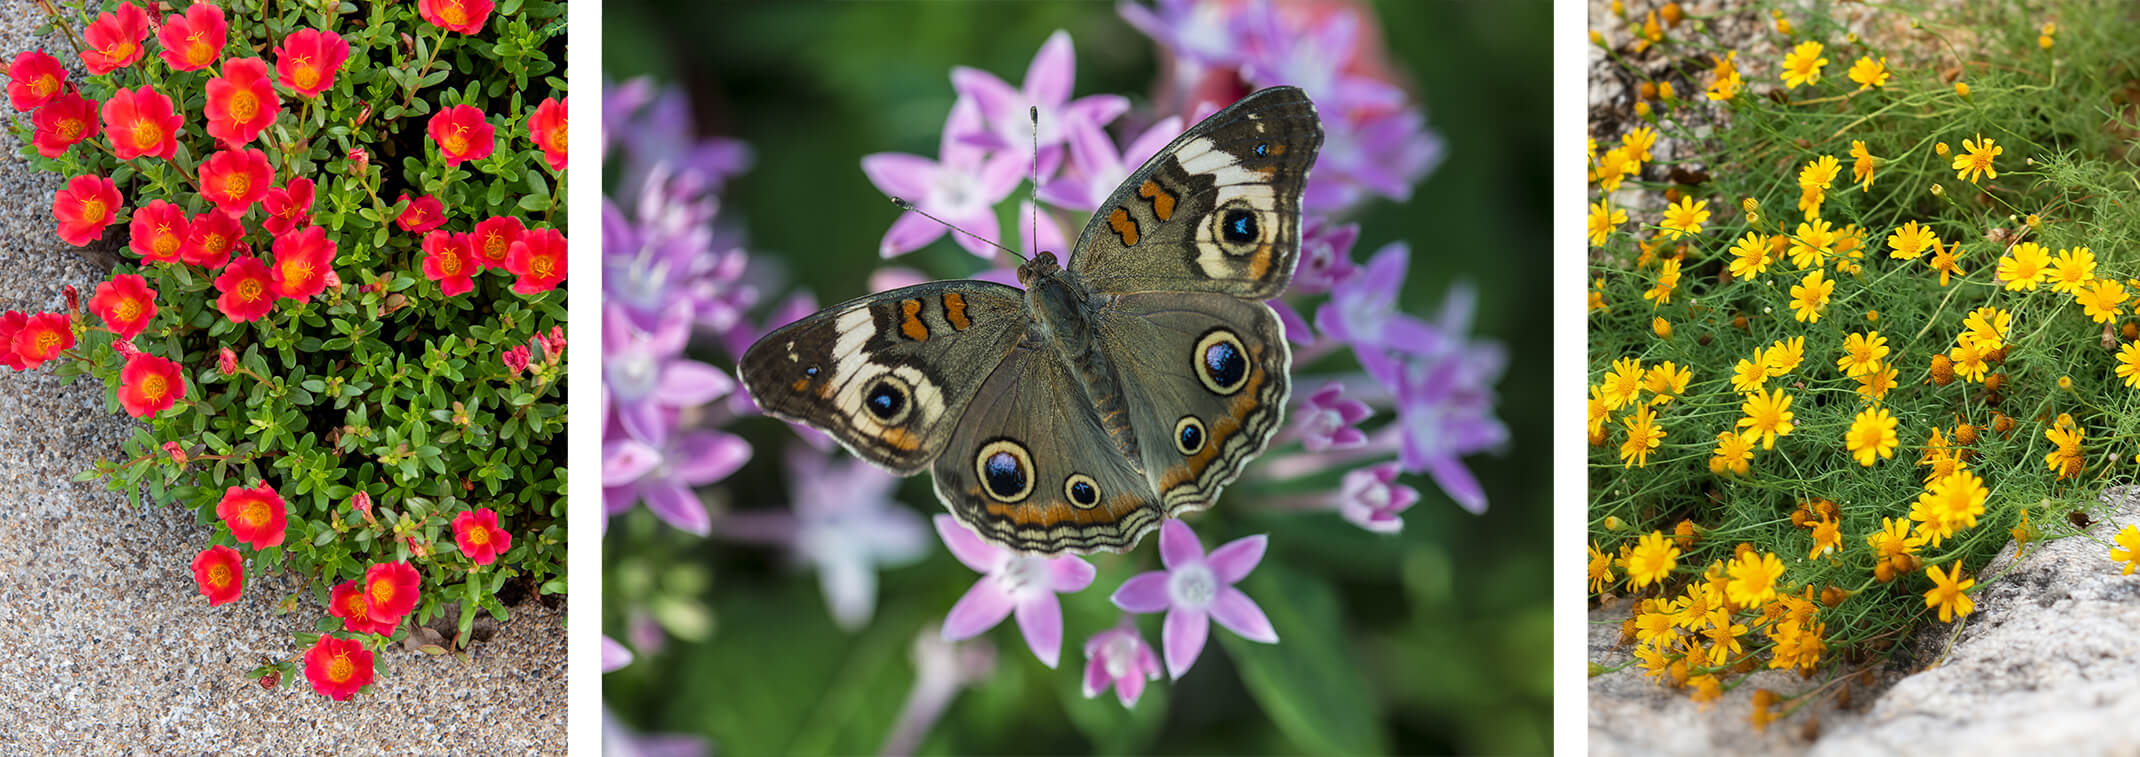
[470,216,523,269]
[119,352,185,418]
[217,346,237,376]
[199,148,272,214]
[205,57,280,147]
[89,273,157,338]
[506,228,566,294]
[529,96,566,171]
[451,508,512,566]
[31,91,99,159]
[261,177,315,235]
[328,579,398,635]
[270,226,336,301]
[214,256,277,322]
[157,1,227,72]
[101,85,182,161]
[80,3,150,75]
[274,29,350,98]
[418,0,493,34]
[191,544,244,606]
[7,50,65,111]
[53,175,121,246]
[216,482,287,550]
[302,635,374,701]
[362,561,422,624]
[396,193,446,233]
[10,312,73,369]
[0,311,27,370]
[427,104,495,166]
[421,230,476,297]
[130,200,190,263]
[181,210,242,269]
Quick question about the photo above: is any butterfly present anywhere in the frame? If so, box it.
[740,86,1322,555]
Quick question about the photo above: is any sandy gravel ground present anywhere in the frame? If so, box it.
[0,4,566,754]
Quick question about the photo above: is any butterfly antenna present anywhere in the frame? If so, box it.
[886,196,1025,261]
[1029,105,1041,257]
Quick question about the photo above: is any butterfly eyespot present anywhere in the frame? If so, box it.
[804,366,819,377]
[1192,329,1250,396]
[975,439,1034,503]
[863,376,912,424]
[1220,209,1259,245]
[1254,143,1269,157]
[1174,416,1207,455]
[1064,474,1100,509]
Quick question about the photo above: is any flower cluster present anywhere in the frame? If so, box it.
[5,0,565,701]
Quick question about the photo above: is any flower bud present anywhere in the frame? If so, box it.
[218,347,238,376]
[348,147,370,173]
[260,670,281,689]
[163,441,186,465]
[63,284,78,313]
[112,337,141,358]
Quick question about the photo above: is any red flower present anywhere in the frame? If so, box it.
[214,256,276,322]
[31,91,99,158]
[101,85,182,160]
[426,104,495,166]
[501,344,529,375]
[182,210,243,269]
[89,273,157,339]
[270,226,336,301]
[216,481,287,550]
[7,50,65,111]
[205,57,280,147]
[80,3,150,75]
[129,199,190,263]
[217,346,237,375]
[328,579,398,635]
[302,635,374,701]
[53,174,121,246]
[164,440,186,464]
[199,148,272,214]
[506,228,566,294]
[417,0,493,34]
[0,311,24,371]
[274,29,350,98]
[157,1,227,72]
[421,230,476,297]
[529,96,566,171]
[191,544,244,606]
[395,193,446,233]
[470,216,523,269]
[118,352,185,418]
[361,561,421,624]
[450,508,512,566]
[10,312,72,369]
[261,177,315,235]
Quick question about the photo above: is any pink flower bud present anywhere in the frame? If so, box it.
[405,534,429,557]
[348,147,369,172]
[62,284,79,315]
[502,344,530,376]
[259,670,280,689]
[218,347,238,376]
[162,441,186,464]
[323,269,342,291]
[111,337,141,358]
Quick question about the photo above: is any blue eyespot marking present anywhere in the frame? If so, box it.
[984,451,1026,498]
[865,382,904,419]
[1068,478,1097,506]
[804,366,819,376]
[1204,342,1244,387]
[1222,209,1258,244]
[1254,143,1269,157]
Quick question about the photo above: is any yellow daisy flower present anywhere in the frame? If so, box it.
[1790,218,1837,269]
[1781,41,1828,89]
[1836,331,1889,377]
[1644,361,1692,404]
[2112,525,2140,576]
[1587,386,1611,441]
[1855,361,1898,400]
[1948,342,1989,383]
[1849,140,1877,189]
[1724,551,1785,607]
[2115,342,2140,388]
[1730,358,1768,394]
[1588,541,1615,593]
[1626,531,1681,590]
[1930,240,1966,286]
[1593,146,1639,191]
[1587,200,1627,246]
[1620,405,1665,468]
[1960,306,2012,352]
[1953,133,2002,184]
[1659,196,1710,239]
[1644,257,1682,305]
[1808,517,1842,559]
[1995,241,2050,290]
[1847,56,1889,89]
[1707,51,1743,101]
[1923,563,1975,623]
[1710,430,1755,476]
[1886,220,1936,259]
[1790,268,1834,323]
[2047,246,2098,293]
[1764,336,1806,377]
[1728,232,1774,280]
[1845,407,1899,466]
[1738,387,1796,449]
[1599,356,1645,409]
[1622,126,1657,162]
[2076,279,2127,324]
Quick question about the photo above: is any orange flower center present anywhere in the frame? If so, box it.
[481,233,508,260]
[343,594,370,620]
[31,74,57,98]
[440,1,468,25]
[548,120,567,152]
[406,209,428,225]
[104,41,136,63]
[326,652,355,683]
[530,256,554,278]
[79,197,107,223]
[282,259,314,288]
[442,126,468,156]
[467,526,490,547]
[223,173,251,200]
[291,59,320,91]
[236,277,264,301]
[57,117,83,139]
[202,232,229,255]
[227,91,258,122]
[153,229,180,256]
[369,579,395,607]
[206,563,231,589]
[242,499,271,527]
[33,331,59,353]
[439,251,463,276]
[185,35,215,67]
[131,121,165,151]
[139,374,167,401]
[115,298,142,321]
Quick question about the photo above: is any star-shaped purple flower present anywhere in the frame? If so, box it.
[1339,462,1419,533]
[1039,115,1182,213]
[935,515,1096,668]
[601,427,751,535]
[1315,241,1443,379]
[949,29,1128,179]
[1111,520,1277,679]
[1372,284,1507,514]
[1294,381,1372,453]
[1081,617,1162,709]
[718,446,930,630]
[605,304,734,446]
[862,97,1027,259]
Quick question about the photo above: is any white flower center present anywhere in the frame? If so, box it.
[995,555,1051,602]
[1102,634,1139,678]
[930,169,979,214]
[1167,563,1216,610]
[606,348,658,401]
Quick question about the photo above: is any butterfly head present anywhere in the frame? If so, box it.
[1016,250,1062,289]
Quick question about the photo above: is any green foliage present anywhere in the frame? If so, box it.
[1588,0,2140,709]
[15,0,567,687]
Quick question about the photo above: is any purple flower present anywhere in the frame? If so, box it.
[1119,0,1249,72]
[1315,241,1443,379]
[1039,115,1182,213]
[1081,617,1162,709]
[602,428,752,535]
[1339,462,1418,533]
[862,97,1027,259]
[1294,381,1372,452]
[1238,5,1406,119]
[949,30,1129,177]
[718,446,930,630]
[1291,217,1360,295]
[1111,520,1277,679]
[605,77,754,203]
[605,305,734,446]
[935,515,1095,668]
[601,635,634,672]
[1306,107,1444,213]
[603,166,757,334]
[1374,283,1507,515]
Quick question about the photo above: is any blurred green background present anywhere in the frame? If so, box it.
[603,1,1552,753]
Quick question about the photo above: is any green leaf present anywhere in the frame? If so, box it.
[1217,562,1389,755]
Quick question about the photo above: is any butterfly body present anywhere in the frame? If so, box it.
[741,86,1322,555]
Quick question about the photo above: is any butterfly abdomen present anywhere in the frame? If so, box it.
[1027,271,1143,465]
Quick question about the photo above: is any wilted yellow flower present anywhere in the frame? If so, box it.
[1850,140,1877,189]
